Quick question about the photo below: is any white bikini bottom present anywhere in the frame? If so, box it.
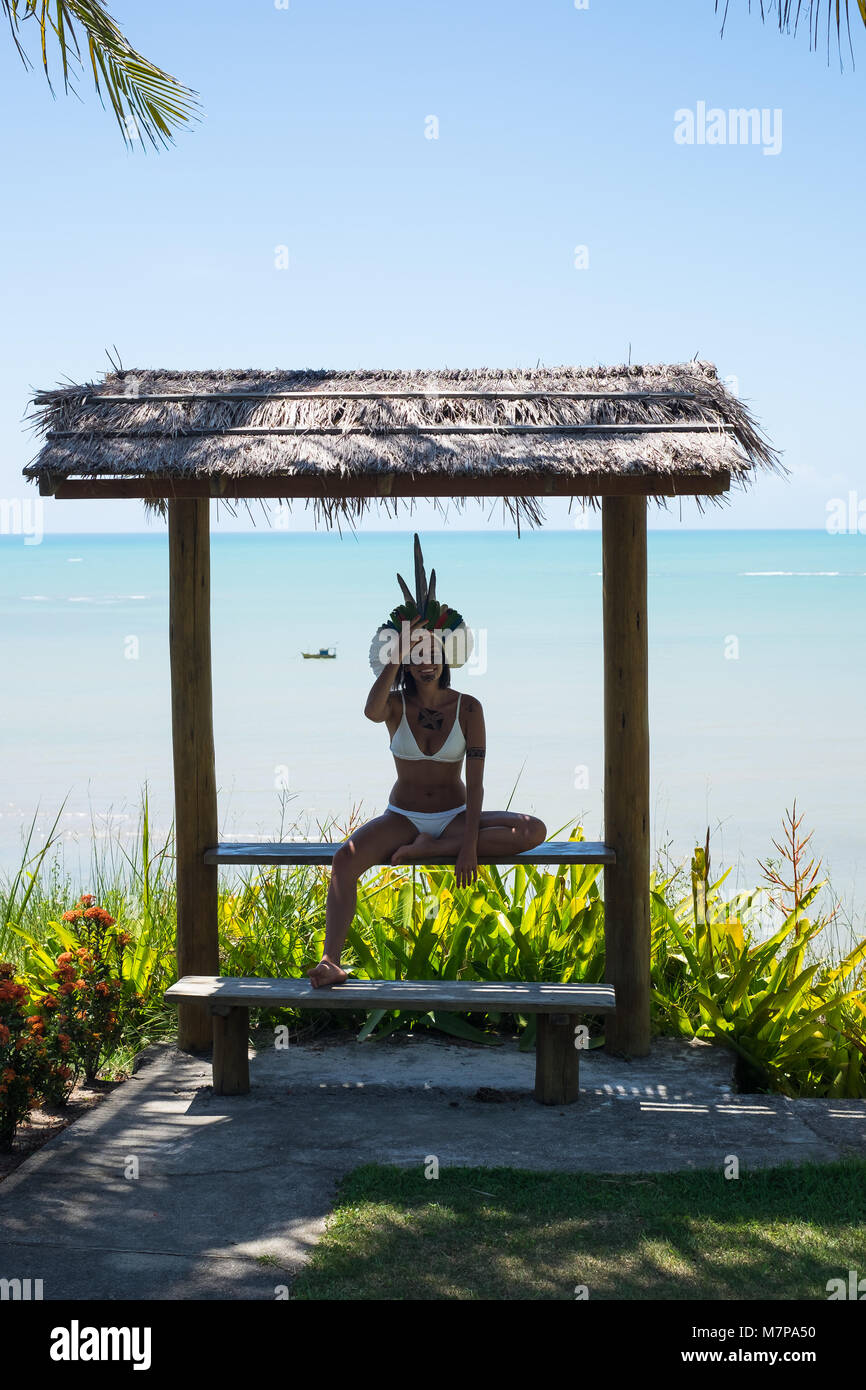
[386,801,467,838]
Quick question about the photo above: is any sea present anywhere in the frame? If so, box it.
[1,529,863,948]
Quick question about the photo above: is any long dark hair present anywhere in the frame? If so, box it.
[394,661,451,695]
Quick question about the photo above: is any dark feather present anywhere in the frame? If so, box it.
[395,572,414,607]
[413,533,428,614]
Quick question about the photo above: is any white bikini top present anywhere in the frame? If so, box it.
[389,690,466,763]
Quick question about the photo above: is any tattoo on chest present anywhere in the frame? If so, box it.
[418,707,445,730]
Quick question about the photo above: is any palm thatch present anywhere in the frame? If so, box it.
[24,362,781,529]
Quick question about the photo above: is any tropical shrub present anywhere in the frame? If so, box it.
[650,816,866,1097]
[0,962,69,1148]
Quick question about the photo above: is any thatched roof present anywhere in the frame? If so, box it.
[25,362,781,528]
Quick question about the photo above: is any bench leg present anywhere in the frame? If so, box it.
[534,1013,580,1105]
[211,1005,250,1095]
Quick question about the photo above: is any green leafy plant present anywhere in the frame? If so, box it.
[29,895,144,1083]
[0,962,67,1148]
[650,812,865,1096]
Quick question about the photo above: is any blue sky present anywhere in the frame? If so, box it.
[2,0,863,531]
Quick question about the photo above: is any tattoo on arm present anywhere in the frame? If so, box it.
[466,746,486,759]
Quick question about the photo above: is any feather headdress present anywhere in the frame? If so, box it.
[369,534,473,674]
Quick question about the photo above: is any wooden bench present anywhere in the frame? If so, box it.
[204,840,615,867]
[165,976,616,1105]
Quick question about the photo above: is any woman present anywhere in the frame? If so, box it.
[307,541,547,988]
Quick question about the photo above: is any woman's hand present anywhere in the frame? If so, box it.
[406,612,442,666]
[455,842,479,889]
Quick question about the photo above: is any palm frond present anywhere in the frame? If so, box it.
[716,0,865,63]
[2,0,200,149]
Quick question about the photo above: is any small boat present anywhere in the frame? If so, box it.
[302,647,337,659]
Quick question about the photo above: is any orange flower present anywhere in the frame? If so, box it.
[80,894,95,907]
[74,1010,88,1021]
[61,910,79,922]
[95,982,110,997]
[83,905,114,926]
[59,1065,72,1079]
[1,1067,16,1083]
[58,982,75,996]
[42,995,59,1010]
[57,952,74,966]
[0,1023,9,1044]
[73,979,88,993]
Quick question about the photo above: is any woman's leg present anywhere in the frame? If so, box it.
[391,810,547,863]
[308,811,419,987]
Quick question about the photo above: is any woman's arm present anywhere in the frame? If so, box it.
[364,660,400,722]
[365,615,427,721]
[455,696,485,887]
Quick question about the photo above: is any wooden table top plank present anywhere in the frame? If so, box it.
[203,840,615,867]
[165,975,616,1013]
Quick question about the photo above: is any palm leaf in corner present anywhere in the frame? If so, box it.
[2,0,200,148]
[715,0,866,59]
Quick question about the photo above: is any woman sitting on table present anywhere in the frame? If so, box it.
[307,536,546,988]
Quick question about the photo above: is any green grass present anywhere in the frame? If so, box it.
[290,1158,866,1300]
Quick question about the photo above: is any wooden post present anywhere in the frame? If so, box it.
[534,1014,580,1104]
[211,1005,250,1095]
[602,496,651,1056]
[169,498,219,1051]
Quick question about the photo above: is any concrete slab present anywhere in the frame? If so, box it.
[1,1033,864,1300]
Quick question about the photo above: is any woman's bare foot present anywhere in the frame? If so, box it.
[390,833,439,865]
[307,956,348,989]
